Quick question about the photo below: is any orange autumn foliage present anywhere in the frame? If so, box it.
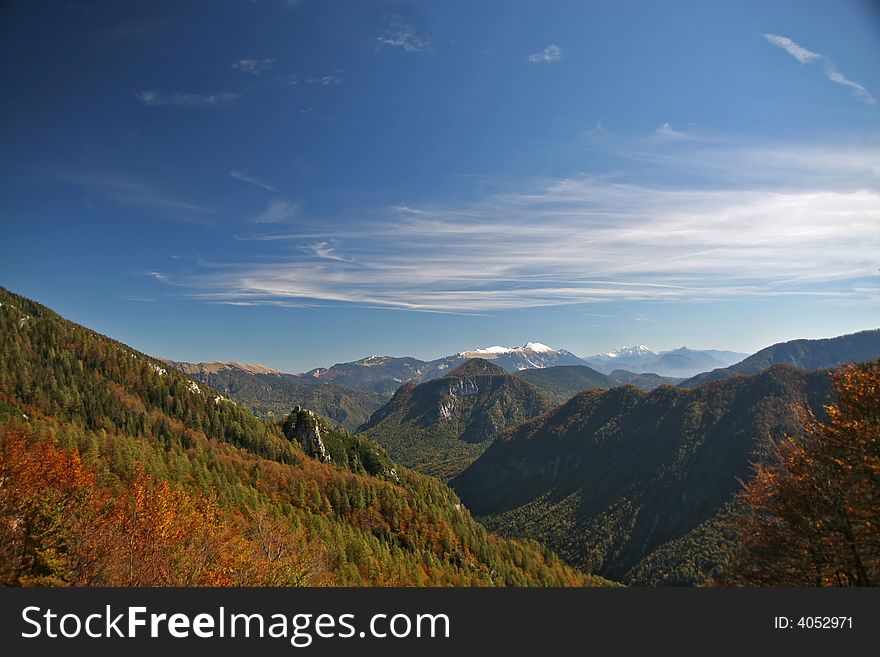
[729,361,880,586]
[0,428,330,587]
[0,429,95,585]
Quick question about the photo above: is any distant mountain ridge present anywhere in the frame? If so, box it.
[585,346,747,377]
[163,341,685,431]
[514,366,616,403]
[454,342,588,371]
[681,329,880,388]
[305,342,589,394]
[166,328,878,427]
[359,358,556,480]
[608,370,683,389]
[0,284,602,587]
[167,360,385,431]
[168,360,284,376]
[511,366,683,404]
[305,356,430,395]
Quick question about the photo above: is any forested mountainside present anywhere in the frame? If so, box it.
[452,365,834,585]
[513,366,616,403]
[608,370,683,390]
[681,329,880,388]
[514,365,681,402]
[0,286,608,587]
[168,360,385,431]
[360,359,556,481]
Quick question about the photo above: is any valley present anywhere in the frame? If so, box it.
[2,284,877,587]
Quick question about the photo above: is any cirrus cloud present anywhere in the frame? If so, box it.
[149,142,880,313]
[762,33,875,105]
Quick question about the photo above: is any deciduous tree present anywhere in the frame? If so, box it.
[729,361,879,586]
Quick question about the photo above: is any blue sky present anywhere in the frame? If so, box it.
[2,0,879,372]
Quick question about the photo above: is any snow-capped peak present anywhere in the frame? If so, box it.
[459,342,558,357]
[605,345,653,358]
[460,345,513,356]
[524,342,556,353]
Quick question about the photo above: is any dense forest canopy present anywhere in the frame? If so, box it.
[2,284,877,588]
[0,286,607,587]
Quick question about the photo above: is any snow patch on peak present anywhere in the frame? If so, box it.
[357,355,390,367]
[460,345,513,356]
[605,345,653,358]
[460,342,557,357]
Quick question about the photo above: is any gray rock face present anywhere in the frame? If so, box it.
[438,377,479,421]
[447,378,478,397]
[285,406,331,462]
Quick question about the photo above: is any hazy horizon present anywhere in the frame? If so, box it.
[2,0,878,373]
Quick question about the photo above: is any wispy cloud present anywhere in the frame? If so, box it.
[281,72,344,87]
[60,171,215,224]
[763,33,875,105]
[762,33,822,64]
[149,143,880,313]
[231,58,276,75]
[306,241,354,262]
[306,74,343,86]
[249,199,300,223]
[230,170,275,191]
[376,16,432,53]
[528,44,562,63]
[583,121,607,137]
[652,122,689,140]
[135,91,240,107]
[824,61,876,105]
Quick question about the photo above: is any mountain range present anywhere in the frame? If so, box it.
[2,283,878,587]
[514,366,619,403]
[680,329,880,388]
[302,342,741,393]
[451,364,834,585]
[584,346,748,378]
[359,359,556,480]
[446,328,880,584]
[304,342,588,394]
[167,360,385,431]
[0,285,604,587]
[167,331,876,448]
[169,358,677,441]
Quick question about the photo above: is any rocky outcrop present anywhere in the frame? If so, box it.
[283,406,331,462]
[438,377,479,421]
[447,377,478,397]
